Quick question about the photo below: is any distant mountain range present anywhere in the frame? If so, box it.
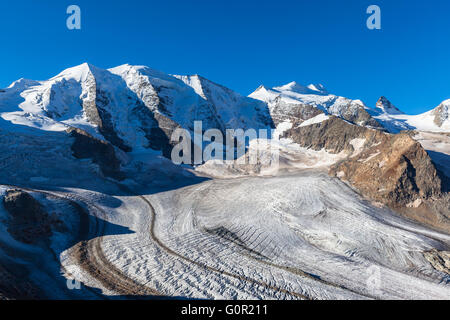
[1,63,448,156]
[249,80,449,133]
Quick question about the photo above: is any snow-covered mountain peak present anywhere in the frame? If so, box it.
[173,73,273,130]
[440,98,450,106]
[307,83,328,94]
[249,84,274,97]
[109,63,170,81]
[6,78,40,91]
[253,84,267,91]
[273,81,327,95]
[2,62,448,156]
[249,81,384,128]
[434,99,450,113]
[375,96,404,115]
[50,62,99,83]
[372,97,450,133]
[430,100,450,128]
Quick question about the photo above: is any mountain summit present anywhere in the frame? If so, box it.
[376,96,404,115]
[272,81,328,95]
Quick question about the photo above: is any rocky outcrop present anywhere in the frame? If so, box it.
[95,88,132,152]
[269,98,323,126]
[67,127,124,180]
[81,70,131,152]
[376,96,404,115]
[423,249,450,275]
[338,104,383,129]
[432,102,449,127]
[330,133,442,207]
[285,116,386,153]
[2,189,64,244]
[285,116,444,208]
[81,70,102,125]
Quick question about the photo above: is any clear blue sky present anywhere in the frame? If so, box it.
[1,0,449,114]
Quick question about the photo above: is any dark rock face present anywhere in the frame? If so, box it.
[130,100,181,158]
[3,190,46,223]
[151,113,182,158]
[269,97,383,129]
[2,190,64,244]
[0,264,40,300]
[81,72,102,128]
[67,127,124,180]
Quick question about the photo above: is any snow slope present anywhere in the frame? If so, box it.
[0,63,274,156]
[49,171,450,300]
[372,97,450,133]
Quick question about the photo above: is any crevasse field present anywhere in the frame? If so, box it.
[49,170,449,300]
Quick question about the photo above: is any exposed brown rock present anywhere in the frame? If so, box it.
[285,116,444,208]
[285,116,386,153]
[330,133,442,207]
[336,104,384,129]
[395,195,450,233]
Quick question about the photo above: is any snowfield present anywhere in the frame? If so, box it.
[48,171,449,300]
